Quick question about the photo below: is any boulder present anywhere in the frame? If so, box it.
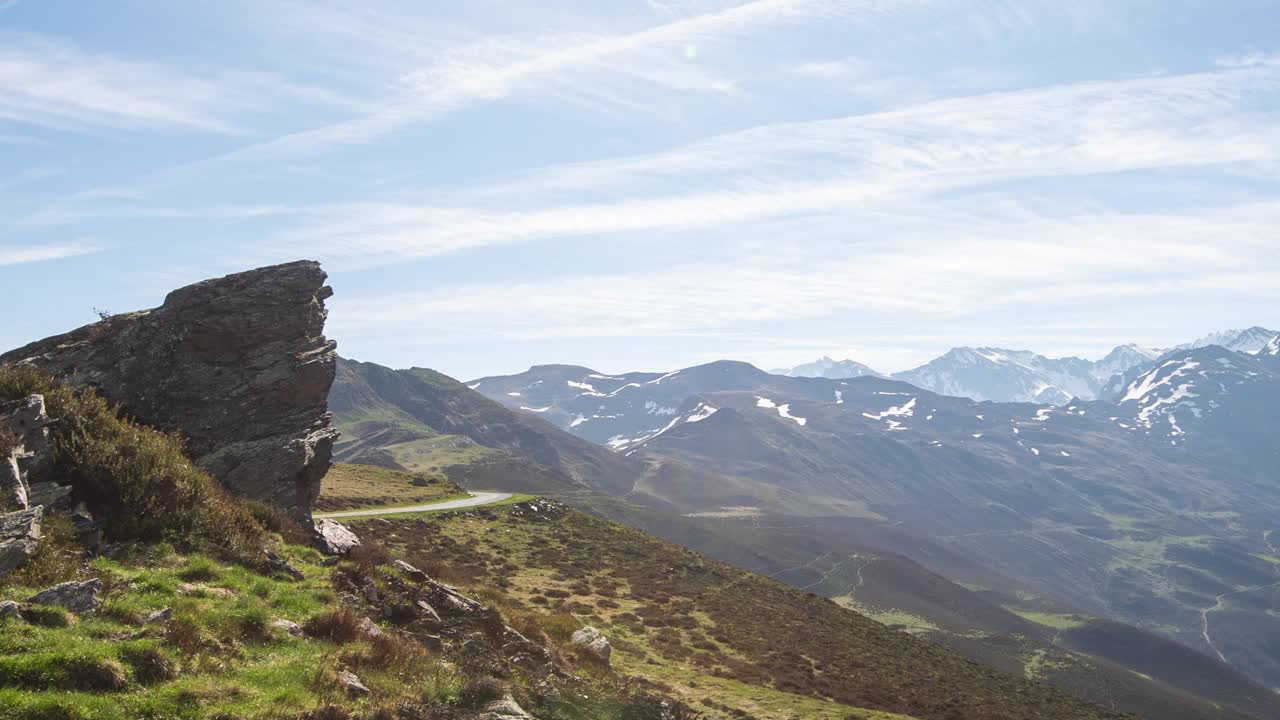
[26,578,101,613]
[313,519,361,555]
[0,600,20,620]
[336,670,370,696]
[0,261,338,521]
[570,626,612,665]
[0,506,43,578]
[478,695,535,720]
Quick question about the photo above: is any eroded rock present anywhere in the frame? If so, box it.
[0,506,42,578]
[313,518,361,555]
[25,578,101,613]
[570,626,612,665]
[1,261,338,521]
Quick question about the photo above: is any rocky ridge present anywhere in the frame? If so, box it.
[0,260,338,521]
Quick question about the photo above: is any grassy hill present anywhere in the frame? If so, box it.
[350,500,1130,720]
[316,464,466,512]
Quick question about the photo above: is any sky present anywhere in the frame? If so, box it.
[2,0,1279,380]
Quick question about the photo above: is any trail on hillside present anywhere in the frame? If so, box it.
[1199,580,1280,665]
[314,492,514,519]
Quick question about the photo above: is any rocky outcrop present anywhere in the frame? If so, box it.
[0,506,42,577]
[0,261,338,520]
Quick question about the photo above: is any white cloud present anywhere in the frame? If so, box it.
[0,32,364,134]
[201,0,937,161]
[0,243,100,267]
[265,62,1280,264]
[327,199,1280,352]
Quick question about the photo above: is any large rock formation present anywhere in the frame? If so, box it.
[0,261,338,520]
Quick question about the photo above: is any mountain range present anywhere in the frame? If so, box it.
[333,353,1280,719]
[450,327,1280,698]
[771,326,1276,404]
[328,331,1280,717]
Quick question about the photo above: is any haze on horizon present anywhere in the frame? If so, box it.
[2,1,1279,379]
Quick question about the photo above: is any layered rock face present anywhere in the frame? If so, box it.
[0,261,338,520]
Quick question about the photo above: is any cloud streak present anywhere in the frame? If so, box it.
[0,243,100,267]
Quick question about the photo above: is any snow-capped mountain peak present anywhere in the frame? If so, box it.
[771,356,881,379]
[1179,326,1277,354]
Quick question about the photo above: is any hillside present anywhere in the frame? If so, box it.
[335,356,1280,717]
[465,349,1280,694]
[351,500,1130,720]
[0,363,1129,720]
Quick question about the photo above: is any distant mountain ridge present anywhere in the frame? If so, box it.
[774,326,1276,404]
[769,355,882,379]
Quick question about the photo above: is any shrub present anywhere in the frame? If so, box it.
[245,498,313,546]
[304,606,364,644]
[177,556,222,582]
[120,645,179,685]
[0,367,265,562]
[420,665,465,705]
[458,676,506,708]
[348,542,392,574]
[64,656,129,692]
[0,514,82,591]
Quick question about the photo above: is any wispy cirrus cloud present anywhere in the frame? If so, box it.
[0,32,365,134]
[201,0,939,161]
[0,242,101,267]
[264,61,1280,264]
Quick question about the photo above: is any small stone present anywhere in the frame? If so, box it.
[271,618,303,636]
[362,579,379,603]
[313,519,360,555]
[25,578,101,613]
[336,669,369,696]
[263,550,305,581]
[145,607,173,624]
[320,555,340,567]
[357,616,383,639]
[477,695,534,720]
[393,559,430,582]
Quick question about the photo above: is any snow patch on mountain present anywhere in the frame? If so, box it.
[755,396,806,426]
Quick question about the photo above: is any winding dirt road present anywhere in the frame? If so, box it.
[314,492,515,519]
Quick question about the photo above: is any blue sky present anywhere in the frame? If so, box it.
[2,0,1279,379]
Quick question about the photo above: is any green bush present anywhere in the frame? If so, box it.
[0,367,265,562]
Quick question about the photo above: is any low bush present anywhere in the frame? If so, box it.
[304,606,364,644]
[0,366,265,562]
